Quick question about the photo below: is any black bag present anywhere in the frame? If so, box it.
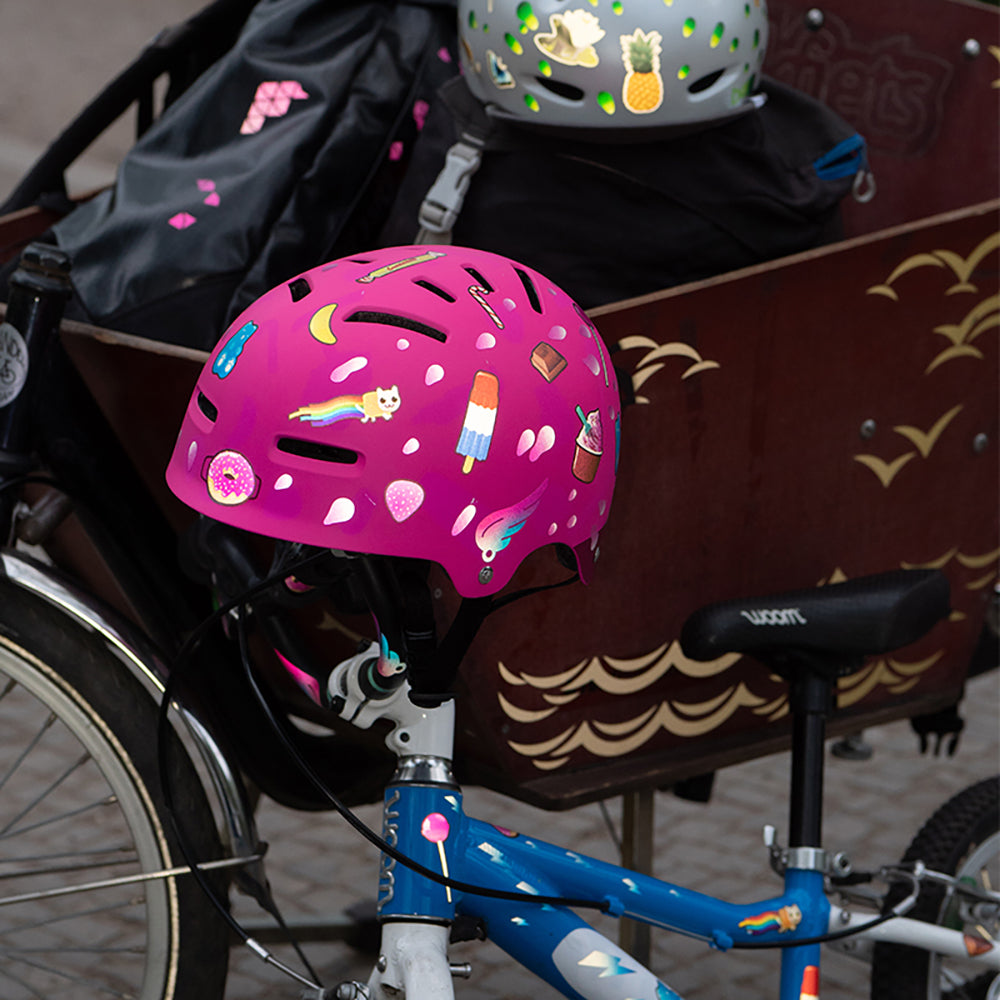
[44,0,459,349]
[380,75,873,308]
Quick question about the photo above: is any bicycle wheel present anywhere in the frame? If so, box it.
[870,775,1000,1000]
[0,580,230,999]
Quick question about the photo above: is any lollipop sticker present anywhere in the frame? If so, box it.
[421,813,452,902]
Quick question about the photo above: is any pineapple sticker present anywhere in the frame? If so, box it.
[620,28,663,113]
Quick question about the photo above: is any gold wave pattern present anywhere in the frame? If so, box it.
[498,557,960,767]
[836,653,943,706]
[506,683,774,765]
[618,335,720,404]
[902,546,1000,592]
[992,45,1000,88]
[853,403,963,487]
[499,641,740,697]
[501,650,941,768]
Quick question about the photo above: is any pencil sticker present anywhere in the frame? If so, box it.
[356,250,446,283]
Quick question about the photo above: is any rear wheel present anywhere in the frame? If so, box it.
[0,581,230,999]
[870,775,1000,1000]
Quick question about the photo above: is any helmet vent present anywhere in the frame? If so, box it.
[287,277,312,301]
[413,279,456,302]
[534,77,585,103]
[345,310,447,343]
[514,267,543,313]
[196,391,218,422]
[464,267,493,292]
[277,437,359,465]
[688,68,725,94]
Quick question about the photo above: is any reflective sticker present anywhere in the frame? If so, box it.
[0,322,29,408]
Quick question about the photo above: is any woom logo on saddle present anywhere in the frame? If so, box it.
[739,608,807,626]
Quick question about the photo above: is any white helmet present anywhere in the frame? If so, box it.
[458,0,768,132]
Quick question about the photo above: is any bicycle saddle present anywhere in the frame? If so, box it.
[679,569,950,670]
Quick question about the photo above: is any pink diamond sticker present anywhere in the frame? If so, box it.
[196,178,216,192]
[241,107,266,135]
[203,191,221,206]
[168,212,196,229]
[241,80,309,134]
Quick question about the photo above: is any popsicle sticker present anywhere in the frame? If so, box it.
[421,813,452,902]
[356,250,445,283]
[457,371,499,473]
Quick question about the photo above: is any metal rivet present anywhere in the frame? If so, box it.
[973,433,989,454]
[805,8,825,29]
[963,38,981,59]
[860,419,877,440]
[377,955,388,973]
[479,566,494,585]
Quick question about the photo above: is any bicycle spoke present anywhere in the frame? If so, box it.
[0,751,91,837]
[0,848,138,883]
[0,791,116,842]
[0,843,135,866]
[0,894,144,935]
[0,709,55,795]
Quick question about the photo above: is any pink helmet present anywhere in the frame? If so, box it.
[166,246,620,597]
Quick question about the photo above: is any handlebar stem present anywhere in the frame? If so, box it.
[327,641,456,761]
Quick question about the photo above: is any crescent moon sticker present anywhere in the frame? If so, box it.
[309,303,338,344]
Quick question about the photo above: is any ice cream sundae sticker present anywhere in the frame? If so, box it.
[572,406,603,483]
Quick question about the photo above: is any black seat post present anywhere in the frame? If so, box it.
[678,569,951,850]
[787,664,838,849]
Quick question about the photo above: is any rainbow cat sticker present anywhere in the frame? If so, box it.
[289,386,400,425]
[738,904,803,936]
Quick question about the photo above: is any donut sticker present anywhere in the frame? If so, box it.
[203,450,261,505]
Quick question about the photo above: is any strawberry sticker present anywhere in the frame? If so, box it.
[386,480,425,522]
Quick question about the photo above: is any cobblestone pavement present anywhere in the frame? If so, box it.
[224,670,999,1000]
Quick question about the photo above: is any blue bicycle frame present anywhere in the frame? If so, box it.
[379,779,825,1000]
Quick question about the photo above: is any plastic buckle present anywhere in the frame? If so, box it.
[417,135,485,241]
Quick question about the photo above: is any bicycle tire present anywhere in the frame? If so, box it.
[869,774,1000,1000]
[0,579,230,999]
